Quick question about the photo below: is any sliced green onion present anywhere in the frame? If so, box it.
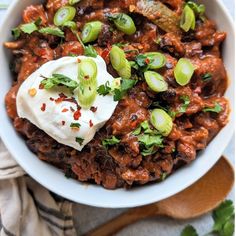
[81,21,103,43]
[117,59,131,79]
[144,52,166,69]
[110,45,127,71]
[69,0,81,5]
[110,13,136,35]
[77,84,97,109]
[150,109,173,136]
[180,5,196,32]
[144,71,168,93]
[54,6,76,26]
[174,58,195,86]
[78,58,98,85]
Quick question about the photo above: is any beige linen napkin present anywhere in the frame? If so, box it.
[0,139,76,236]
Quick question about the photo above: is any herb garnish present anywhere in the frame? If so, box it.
[39,27,65,37]
[11,18,64,39]
[179,95,190,113]
[97,78,136,101]
[84,45,98,57]
[203,103,222,113]
[202,73,212,82]
[187,1,206,21]
[75,137,84,145]
[97,81,112,96]
[102,136,120,148]
[133,121,164,156]
[40,74,79,91]
[134,54,154,72]
[181,200,235,236]
[70,123,81,129]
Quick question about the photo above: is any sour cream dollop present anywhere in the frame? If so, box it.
[16,56,118,151]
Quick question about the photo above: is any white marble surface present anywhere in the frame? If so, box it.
[0,1,234,235]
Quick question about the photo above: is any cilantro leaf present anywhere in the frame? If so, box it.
[187,1,206,21]
[75,137,84,145]
[40,74,79,91]
[212,200,235,235]
[20,22,38,34]
[138,134,163,147]
[12,28,21,39]
[141,146,156,156]
[135,54,153,72]
[160,172,168,181]
[84,45,98,58]
[203,102,222,113]
[102,136,120,148]
[202,73,212,82]
[70,123,81,128]
[181,225,198,236]
[97,79,136,101]
[39,27,65,37]
[97,81,112,96]
[113,79,137,101]
[179,95,190,113]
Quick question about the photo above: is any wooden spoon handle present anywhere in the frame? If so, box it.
[83,204,159,236]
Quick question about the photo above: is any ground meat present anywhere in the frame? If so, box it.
[4,0,229,189]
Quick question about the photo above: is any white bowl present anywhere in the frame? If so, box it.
[0,0,234,208]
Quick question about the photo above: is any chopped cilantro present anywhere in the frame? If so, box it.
[102,136,120,148]
[40,74,79,91]
[180,200,235,236]
[135,54,153,72]
[138,134,163,148]
[113,79,136,101]
[75,137,84,145]
[70,123,81,128]
[20,22,38,34]
[133,120,164,156]
[187,1,206,21]
[202,73,212,82]
[212,200,235,236]
[179,95,190,113]
[11,28,21,39]
[38,27,65,37]
[97,81,112,96]
[203,103,222,113]
[97,79,136,101]
[84,45,98,58]
[160,172,168,181]
[181,225,198,236]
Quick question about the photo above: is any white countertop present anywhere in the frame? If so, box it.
[0,1,234,235]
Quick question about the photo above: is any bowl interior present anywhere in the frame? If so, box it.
[0,0,234,208]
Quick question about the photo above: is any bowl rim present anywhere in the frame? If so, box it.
[0,0,235,208]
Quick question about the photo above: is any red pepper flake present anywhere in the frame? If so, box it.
[62,108,69,113]
[89,120,94,127]
[77,58,81,63]
[145,58,150,64]
[41,103,46,112]
[62,121,65,126]
[50,97,55,101]
[73,109,81,120]
[39,83,44,89]
[55,97,64,104]
[90,106,98,113]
